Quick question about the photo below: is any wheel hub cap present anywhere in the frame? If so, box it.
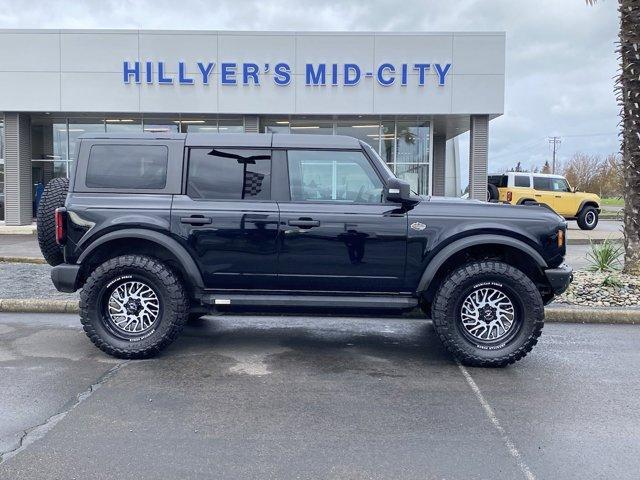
[461,287,515,341]
[107,281,159,334]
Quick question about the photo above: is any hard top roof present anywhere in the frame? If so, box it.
[78,132,362,149]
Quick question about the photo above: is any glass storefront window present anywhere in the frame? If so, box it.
[218,117,244,133]
[395,120,430,194]
[143,118,179,134]
[68,118,106,160]
[0,119,4,160]
[263,117,290,134]
[105,117,142,132]
[290,117,333,135]
[379,120,395,168]
[180,117,217,133]
[336,119,380,151]
[31,117,67,161]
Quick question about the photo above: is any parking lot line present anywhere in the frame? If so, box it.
[457,362,536,480]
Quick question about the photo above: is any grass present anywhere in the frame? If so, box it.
[601,197,624,206]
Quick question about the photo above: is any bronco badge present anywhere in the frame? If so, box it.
[410,222,426,231]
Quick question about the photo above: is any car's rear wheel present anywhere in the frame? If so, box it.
[80,255,189,358]
[577,206,598,230]
[36,177,69,266]
[431,261,544,367]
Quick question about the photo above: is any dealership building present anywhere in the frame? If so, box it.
[0,29,505,225]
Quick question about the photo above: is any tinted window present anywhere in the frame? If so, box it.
[533,177,551,191]
[187,148,271,200]
[86,144,168,189]
[287,150,383,203]
[514,175,530,187]
[488,175,508,188]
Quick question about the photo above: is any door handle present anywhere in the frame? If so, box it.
[288,219,320,228]
[534,194,542,197]
[180,215,212,225]
[555,195,562,198]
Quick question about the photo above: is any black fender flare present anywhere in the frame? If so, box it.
[516,198,537,205]
[77,229,204,289]
[577,200,601,215]
[416,234,548,294]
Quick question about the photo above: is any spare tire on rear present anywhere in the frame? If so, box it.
[36,177,69,266]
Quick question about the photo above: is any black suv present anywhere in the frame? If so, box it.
[36,133,572,367]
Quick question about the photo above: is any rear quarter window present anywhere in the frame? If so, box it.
[514,175,531,188]
[488,175,508,188]
[85,144,168,189]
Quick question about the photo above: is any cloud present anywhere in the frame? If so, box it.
[0,0,621,187]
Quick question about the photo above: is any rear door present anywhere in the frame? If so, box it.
[532,176,555,208]
[276,148,408,292]
[171,146,279,289]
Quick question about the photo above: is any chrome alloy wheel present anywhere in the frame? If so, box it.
[107,281,160,334]
[460,287,516,342]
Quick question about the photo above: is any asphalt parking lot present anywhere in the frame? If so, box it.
[0,313,638,479]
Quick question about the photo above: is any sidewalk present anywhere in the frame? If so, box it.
[0,221,36,235]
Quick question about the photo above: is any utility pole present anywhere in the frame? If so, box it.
[548,136,561,173]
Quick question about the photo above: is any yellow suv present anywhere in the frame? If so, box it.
[488,172,601,230]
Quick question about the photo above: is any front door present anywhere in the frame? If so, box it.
[548,177,578,216]
[171,147,279,290]
[277,149,408,292]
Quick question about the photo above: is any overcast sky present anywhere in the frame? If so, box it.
[0,0,620,183]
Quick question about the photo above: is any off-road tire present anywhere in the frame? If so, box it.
[80,255,189,359]
[36,177,69,266]
[487,184,499,202]
[431,261,544,367]
[577,206,598,230]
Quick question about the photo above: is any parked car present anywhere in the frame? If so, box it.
[36,133,572,367]
[488,172,601,230]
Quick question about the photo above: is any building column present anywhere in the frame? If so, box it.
[431,135,446,196]
[468,114,489,201]
[3,113,32,225]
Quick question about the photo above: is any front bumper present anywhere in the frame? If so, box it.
[51,264,81,293]
[544,263,573,295]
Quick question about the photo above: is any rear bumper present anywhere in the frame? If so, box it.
[51,264,81,293]
[544,263,573,295]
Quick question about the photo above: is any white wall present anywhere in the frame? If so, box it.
[0,30,505,115]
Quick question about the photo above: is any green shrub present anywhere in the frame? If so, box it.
[587,238,623,273]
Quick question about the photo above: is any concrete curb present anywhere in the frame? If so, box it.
[0,298,637,324]
[0,299,79,314]
[0,256,47,264]
[567,238,623,246]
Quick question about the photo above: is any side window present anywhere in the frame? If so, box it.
[287,150,384,203]
[86,144,168,189]
[187,148,271,200]
[550,178,570,192]
[514,175,530,188]
[533,177,551,191]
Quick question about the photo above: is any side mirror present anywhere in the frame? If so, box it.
[385,178,417,205]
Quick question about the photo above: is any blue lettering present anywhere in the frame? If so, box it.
[413,63,430,86]
[401,64,408,86]
[197,62,215,85]
[243,63,260,85]
[221,63,237,85]
[178,62,194,85]
[145,61,153,84]
[158,62,172,84]
[376,63,395,86]
[273,63,291,85]
[344,64,361,86]
[331,64,338,86]
[434,63,452,86]
[306,64,326,85]
[123,61,140,84]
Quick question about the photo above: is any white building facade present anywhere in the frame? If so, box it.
[0,29,505,225]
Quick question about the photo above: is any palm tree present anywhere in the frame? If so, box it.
[588,0,639,274]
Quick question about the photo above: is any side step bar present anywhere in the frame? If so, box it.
[201,293,418,310]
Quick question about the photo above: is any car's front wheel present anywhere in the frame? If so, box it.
[80,255,189,358]
[577,206,598,230]
[431,261,544,367]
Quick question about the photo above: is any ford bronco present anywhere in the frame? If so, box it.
[37,133,572,367]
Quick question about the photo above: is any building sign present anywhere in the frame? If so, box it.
[123,61,452,87]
